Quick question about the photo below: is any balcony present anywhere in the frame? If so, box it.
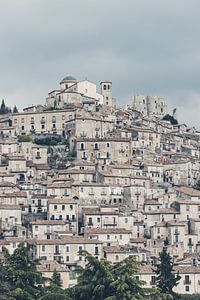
[69,218,77,223]
[101,191,107,195]
[184,280,191,285]
[174,230,180,235]
[88,191,94,195]
[54,250,61,255]
[188,242,193,247]
[45,230,52,235]
[88,222,93,226]
[103,222,117,227]
[54,255,62,263]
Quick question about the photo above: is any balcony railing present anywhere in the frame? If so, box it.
[103,222,117,227]
[88,222,93,226]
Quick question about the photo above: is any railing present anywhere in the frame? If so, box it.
[88,222,93,226]
[103,222,117,226]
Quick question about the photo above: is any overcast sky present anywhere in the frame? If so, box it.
[0,0,200,127]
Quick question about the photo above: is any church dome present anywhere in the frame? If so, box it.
[62,75,77,81]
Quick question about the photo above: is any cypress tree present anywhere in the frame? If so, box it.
[13,105,18,113]
[0,99,6,114]
[155,244,181,298]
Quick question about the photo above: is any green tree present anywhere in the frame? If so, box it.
[50,270,62,287]
[109,255,147,300]
[0,99,6,114]
[2,242,43,299]
[39,270,71,300]
[155,246,181,298]
[71,251,112,300]
[70,251,158,300]
[18,135,32,142]
[0,263,14,300]
[162,114,178,125]
[13,105,18,113]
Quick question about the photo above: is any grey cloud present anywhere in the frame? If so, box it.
[0,0,200,126]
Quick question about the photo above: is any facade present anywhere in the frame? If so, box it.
[132,95,167,118]
[1,74,200,294]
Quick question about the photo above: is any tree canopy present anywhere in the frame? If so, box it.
[0,244,184,300]
[162,114,178,125]
[0,99,11,115]
[155,245,181,299]
[2,243,43,299]
[13,105,18,113]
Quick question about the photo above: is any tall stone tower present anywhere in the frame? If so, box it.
[100,80,113,107]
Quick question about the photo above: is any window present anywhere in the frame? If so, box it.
[95,246,99,255]
[103,84,106,90]
[94,143,99,150]
[21,118,24,123]
[54,205,57,210]
[97,217,100,223]
[186,205,190,211]
[185,275,190,284]
[70,205,73,210]
[107,235,110,240]
[79,246,83,253]
[62,205,65,210]
[52,123,56,129]
[185,286,189,292]
[107,143,110,147]
[41,124,45,129]
[151,276,156,285]
[66,256,69,262]
[66,246,69,252]
[35,225,38,231]
[42,245,45,252]
[119,234,122,240]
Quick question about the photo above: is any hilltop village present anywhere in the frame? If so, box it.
[0,75,200,294]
